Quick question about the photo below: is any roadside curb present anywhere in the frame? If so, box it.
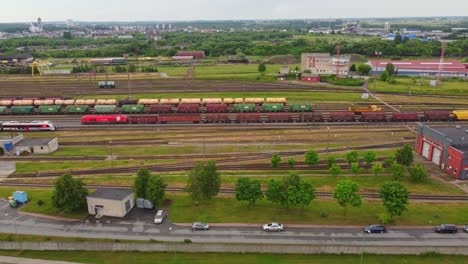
[18,211,81,222]
[174,223,433,230]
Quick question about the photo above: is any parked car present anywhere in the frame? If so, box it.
[192,222,210,231]
[364,225,386,234]
[433,224,458,234]
[463,226,468,233]
[154,210,165,224]
[263,223,284,232]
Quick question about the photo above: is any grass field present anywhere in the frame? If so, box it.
[2,186,466,225]
[1,251,467,264]
[372,78,468,96]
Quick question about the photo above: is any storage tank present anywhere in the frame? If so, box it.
[13,100,34,106]
[74,100,86,105]
[54,100,65,105]
[234,98,244,103]
[63,99,75,105]
[203,98,222,104]
[223,98,234,104]
[0,100,12,106]
[84,99,96,105]
[181,98,201,104]
[138,99,159,105]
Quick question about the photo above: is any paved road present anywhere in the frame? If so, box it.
[1,200,467,246]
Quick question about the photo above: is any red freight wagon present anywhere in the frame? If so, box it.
[360,112,387,122]
[424,110,452,121]
[266,112,293,122]
[330,111,355,122]
[159,114,201,123]
[177,104,199,113]
[392,112,419,121]
[301,112,323,122]
[149,104,172,113]
[81,115,128,124]
[205,104,227,113]
[236,113,262,123]
[127,115,159,124]
[205,113,230,123]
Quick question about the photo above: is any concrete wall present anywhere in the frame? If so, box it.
[87,194,134,218]
[0,242,467,255]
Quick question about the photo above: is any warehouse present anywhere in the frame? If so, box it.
[0,54,34,65]
[86,189,135,218]
[0,134,58,155]
[415,125,468,179]
[301,53,350,76]
[367,60,468,78]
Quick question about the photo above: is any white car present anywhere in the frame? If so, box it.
[154,210,165,224]
[263,223,284,232]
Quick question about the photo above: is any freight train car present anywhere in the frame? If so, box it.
[81,115,127,124]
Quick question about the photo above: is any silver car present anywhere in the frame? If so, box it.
[192,222,210,231]
[154,210,165,224]
[263,223,284,232]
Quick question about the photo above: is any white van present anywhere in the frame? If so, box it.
[154,210,165,224]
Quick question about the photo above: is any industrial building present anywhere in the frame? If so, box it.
[0,134,58,155]
[0,54,34,65]
[86,189,135,218]
[367,60,468,78]
[176,51,205,59]
[415,125,468,180]
[301,53,349,76]
[301,73,321,83]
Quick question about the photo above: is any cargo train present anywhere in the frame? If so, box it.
[80,110,468,125]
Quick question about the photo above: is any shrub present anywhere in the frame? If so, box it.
[0,148,4,156]
[320,211,329,218]
[378,213,391,225]
[409,164,428,183]
[287,158,296,168]
[36,200,44,207]
[184,238,192,243]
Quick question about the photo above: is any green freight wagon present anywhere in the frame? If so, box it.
[94,105,117,114]
[233,103,256,112]
[291,103,313,112]
[262,103,284,112]
[11,106,34,114]
[0,106,6,114]
[122,104,144,113]
[66,105,89,114]
[39,105,61,114]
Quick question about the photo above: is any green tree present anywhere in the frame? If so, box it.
[186,161,221,202]
[327,156,337,168]
[51,174,87,213]
[379,181,409,220]
[383,155,395,168]
[345,151,359,165]
[265,173,300,208]
[391,163,406,180]
[357,64,372,75]
[63,31,72,39]
[271,154,281,168]
[363,151,377,166]
[409,164,428,183]
[333,179,362,216]
[145,176,167,206]
[351,163,361,176]
[394,32,403,44]
[134,168,151,199]
[258,63,266,73]
[372,163,384,176]
[329,164,342,177]
[235,177,264,207]
[395,144,414,166]
[379,70,389,81]
[287,158,296,168]
[386,63,396,76]
[287,181,316,211]
[304,150,319,166]
[349,64,356,72]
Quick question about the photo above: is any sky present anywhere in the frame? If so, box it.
[1,0,467,22]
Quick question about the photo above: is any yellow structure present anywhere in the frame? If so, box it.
[453,110,468,120]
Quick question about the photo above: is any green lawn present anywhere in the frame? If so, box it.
[166,195,468,225]
[372,78,468,96]
[0,187,86,219]
[1,251,467,264]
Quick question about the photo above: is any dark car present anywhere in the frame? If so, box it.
[364,225,386,234]
[433,224,458,234]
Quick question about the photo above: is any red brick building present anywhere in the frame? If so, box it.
[415,125,468,179]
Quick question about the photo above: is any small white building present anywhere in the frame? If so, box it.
[86,189,135,218]
[14,138,58,155]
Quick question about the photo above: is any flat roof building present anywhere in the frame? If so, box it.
[301,53,349,76]
[367,60,468,78]
[415,125,468,179]
[86,189,135,218]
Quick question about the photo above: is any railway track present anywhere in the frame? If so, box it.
[1,182,467,202]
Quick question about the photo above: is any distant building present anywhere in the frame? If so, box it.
[29,17,43,33]
[279,66,290,74]
[367,60,468,78]
[87,189,135,218]
[415,125,468,180]
[301,53,349,76]
[0,54,34,65]
[384,22,391,32]
[0,134,58,155]
[176,51,205,59]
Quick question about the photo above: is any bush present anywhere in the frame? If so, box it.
[409,164,428,183]
[287,158,296,168]
[320,211,329,218]
[378,213,392,225]
[271,154,281,168]
[36,200,44,207]
[321,76,365,86]
[0,148,4,156]
[387,77,397,84]
[184,238,192,243]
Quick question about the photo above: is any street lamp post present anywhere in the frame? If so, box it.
[327,126,330,157]
[109,140,113,168]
